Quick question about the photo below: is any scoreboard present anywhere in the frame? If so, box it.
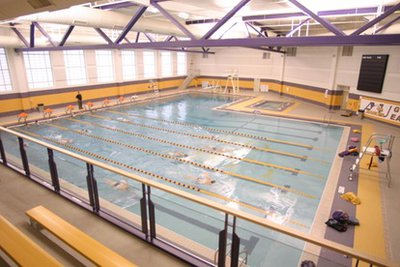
[357,54,389,93]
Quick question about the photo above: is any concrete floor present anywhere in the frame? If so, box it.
[1,89,399,266]
[0,165,189,267]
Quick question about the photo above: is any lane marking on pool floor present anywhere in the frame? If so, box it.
[107,110,314,149]
[16,128,309,229]
[47,123,320,198]
[66,118,324,179]
[86,113,320,163]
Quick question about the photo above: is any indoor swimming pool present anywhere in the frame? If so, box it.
[1,93,345,266]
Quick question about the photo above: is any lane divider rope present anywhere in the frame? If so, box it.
[67,117,324,179]
[108,110,314,149]
[17,128,309,228]
[48,123,317,199]
[88,113,311,162]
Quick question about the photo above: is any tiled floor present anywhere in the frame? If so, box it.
[1,89,399,266]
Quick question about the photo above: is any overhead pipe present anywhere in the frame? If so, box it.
[17,6,190,38]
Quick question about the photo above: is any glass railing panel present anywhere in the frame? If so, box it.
[0,130,23,169]
[95,167,143,230]
[53,150,89,203]
[151,188,224,263]
[24,140,51,183]
[234,218,350,267]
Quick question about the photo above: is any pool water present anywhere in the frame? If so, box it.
[3,93,344,266]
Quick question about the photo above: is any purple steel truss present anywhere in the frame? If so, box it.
[351,3,400,35]
[94,28,113,44]
[376,16,400,33]
[9,23,29,47]
[59,25,75,47]
[32,22,55,47]
[288,0,345,36]
[15,34,400,52]
[242,6,394,21]
[286,18,311,37]
[201,0,251,39]
[30,23,35,48]
[115,6,147,44]
[151,0,196,40]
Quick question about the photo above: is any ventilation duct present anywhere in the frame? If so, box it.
[27,0,53,9]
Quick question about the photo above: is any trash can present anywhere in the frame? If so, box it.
[37,103,44,113]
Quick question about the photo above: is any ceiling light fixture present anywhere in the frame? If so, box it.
[178,12,190,20]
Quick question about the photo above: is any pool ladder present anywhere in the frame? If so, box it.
[214,242,249,267]
[322,114,332,126]
[348,133,395,187]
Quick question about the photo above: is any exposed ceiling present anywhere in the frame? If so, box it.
[0,0,400,50]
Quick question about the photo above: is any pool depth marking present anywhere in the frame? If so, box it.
[16,128,309,228]
[108,110,314,149]
[66,118,324,179]
[47,123,318,198]
[88,113,311,161]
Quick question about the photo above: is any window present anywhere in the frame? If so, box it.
[64,50,87,85]
[0,48,12,91]
[23,51,53,89]
[121,50,136,80]
[143,51,155,78]
[95,50,114,82]
[161,51,172,77]
[177,52,187,75]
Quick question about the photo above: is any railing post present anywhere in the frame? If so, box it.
[147,186,156,241]
[86,163,100,213]
[18,137,30,177]
[0,133,7,165]
[230,216,240,267]
[47,148,60,192]
[140,184,149,239]
[217,214,228,267]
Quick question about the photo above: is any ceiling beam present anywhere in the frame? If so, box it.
[15,34,400,52]
[288,0,345,36]
[32,22,56,47]
[115,6,147,44]
[59,25,75,47]
[351,3,400,35]
[201,0,252,39]
[9,23,29,48]
[151,0,196,40]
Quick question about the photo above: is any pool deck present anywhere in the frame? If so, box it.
[1,88,399,266]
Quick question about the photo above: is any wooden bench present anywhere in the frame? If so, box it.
[0,215,62,267]
[26,206,137,267]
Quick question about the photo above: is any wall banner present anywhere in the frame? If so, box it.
[360,97,400,125]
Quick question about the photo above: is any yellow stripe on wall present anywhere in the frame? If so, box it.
[0,78,184,115]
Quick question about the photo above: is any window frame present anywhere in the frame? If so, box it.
[0,48,13,92]
[63,50,87,85]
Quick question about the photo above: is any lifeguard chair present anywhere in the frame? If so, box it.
[223,70,239,94]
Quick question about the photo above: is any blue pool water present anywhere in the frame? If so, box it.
[2,93,344,266]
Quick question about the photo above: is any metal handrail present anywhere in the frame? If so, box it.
[0,126,395,267]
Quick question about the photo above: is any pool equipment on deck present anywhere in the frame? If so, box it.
[348,133,394,187]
